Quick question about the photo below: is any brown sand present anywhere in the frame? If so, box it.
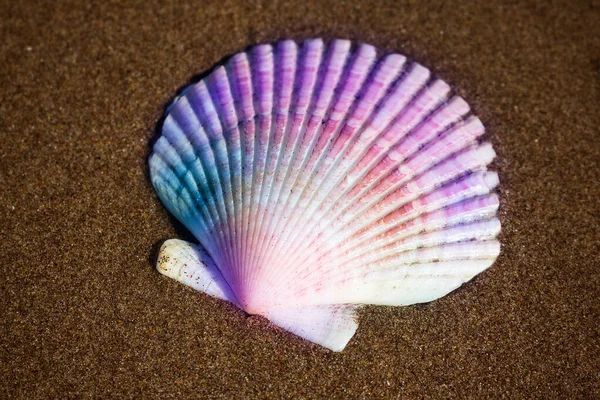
[1,0,599,398]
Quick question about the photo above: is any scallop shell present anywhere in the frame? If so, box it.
[150,39,501,351]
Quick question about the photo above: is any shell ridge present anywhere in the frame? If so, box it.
[327,145,498,258]
[249,40,326,287]
[237,120,256,282]
[334,95,470,205]
[328,217,502,275]
[264,95,482,308]
[318,240,501,293]
[206,68,245,279]
[150,155,224,260]
[328,79,454,210]
[317,100,478,232]
[291,44,380,216]
[239,46,276,289]
[267,53,408,259]
[329,206,501,267]
[348,194,501,254]
[244,113,277,299]
[244,111,280,298]
[171,96,230,230]
[243,45,274,287]
[344,117,487,222]
[245,107,294,301]
[268,79,460,282]
[349,141,485,222]
[252,41,356,268]
[249,42,380,308]
[283,256,497,308]
[272,58,415,256]
[263,74,457,296]
[245,41,297,271]
[181,87,239,271]
[224,52,258,288]
[327,80,458,218]
[189,79,240,287]
[149,147,216,242]
[186,85,234,231]
[158,113,233,265]
[243,41,299,310]
[274,170,498,297]
[269,71,446,268]
[255,44,379,285]
[252,41,374,279]
[323,198,501,278]
[150,139,230,264]
[310,236,501,291]
[254,40,344,266]
[337,171,498,253]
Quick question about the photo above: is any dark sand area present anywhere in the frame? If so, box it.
[1,0,598,398]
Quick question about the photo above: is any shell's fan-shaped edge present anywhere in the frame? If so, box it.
[149,38,501,351]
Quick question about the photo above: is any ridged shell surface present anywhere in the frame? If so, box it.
[150,39,501,351]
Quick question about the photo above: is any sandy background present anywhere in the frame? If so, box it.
[1,0,598,398]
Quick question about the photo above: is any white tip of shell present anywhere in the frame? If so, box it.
[464,115,485,134]
[449,96,470,113]
[157,239,240,307]
[357,43,377,58]
[429,79,451,96]
[385,53,407,66]
[411,63,431,80]
[157,239,186,280]
[331,38,352,51]
[477,142,497,165]
[483,171,500,190]
[278,39,297,51]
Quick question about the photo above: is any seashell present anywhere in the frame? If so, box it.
[150,39,501,351]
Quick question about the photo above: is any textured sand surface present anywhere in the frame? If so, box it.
[1,0,598,398]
